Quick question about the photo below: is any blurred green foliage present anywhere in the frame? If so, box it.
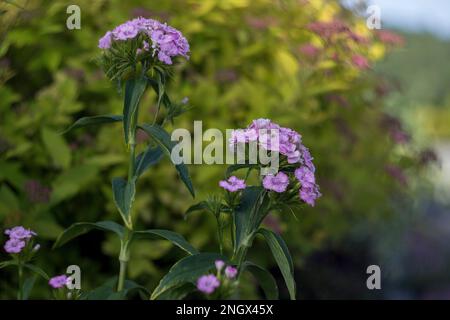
[0,0,430,299]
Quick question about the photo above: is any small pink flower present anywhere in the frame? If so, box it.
[262,172,289,193]
[225,266,238,279]
[219,176,246,192]
[49,275,69,289]
[197,275,220,294]
[351,54,370,70]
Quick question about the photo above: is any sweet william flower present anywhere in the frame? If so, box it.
[262,172,289,193]
[299,183,321,207]
[49,275,69,289]
[98,17,189,65]
[5,226,36,240]
[98,31,112,49]
[4,238,26,254]
[225,266,238,279]
[219,176,246,192]
[197,275,220,294]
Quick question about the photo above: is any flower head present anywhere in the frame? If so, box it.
[98,17,189,65]
[5,226,36,240]
[262,172,289,193]
[4,238,26,254]
[219,176,246,192]
[49,275,69,289]
[197,275,220,294]
[225,266,238,279]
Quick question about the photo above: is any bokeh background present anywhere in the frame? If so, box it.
[0,0,449,299]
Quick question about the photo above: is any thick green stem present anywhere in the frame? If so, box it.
[17,263,23,300]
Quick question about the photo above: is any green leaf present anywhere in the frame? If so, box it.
[155,68,165,116]
[41,127,71,169]
[123,76,147,145]
[242,261,279,300]
[234,186,267,250]
[132,229,198,256]
[24,264,49,280]
[226,164,259,178]
[134,145,164,178]
[257,228,296,300]
[22,275,37,300]
[155,283,196,300]
[112,178,135,227]
[62,115,123,134]
[53,221,124,249]
[138,124,195,197]
[0,260,18,269]
[82,277,149,300]
[185,201,209,217]
[151,253,226,300]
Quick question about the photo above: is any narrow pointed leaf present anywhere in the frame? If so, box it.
[151,253,226,300]
[112,177,135,227]
[53,221,124,248]
[185,201,209,217]
[24,264,49,280]
[134,145,164,178]
[242,261,279,300]
[0,260,17,269]
[22,276,37,300]
[234,186,266,250]
[138,124,195,197]
[257,228,296,300]
[62,115,123,134]
[123,76,147,144]
[132,229,198,256]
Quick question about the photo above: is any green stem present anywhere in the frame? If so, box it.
[217,217,224,255]
[117,133,136,292]
[17,263,23,300]
[117,228,131,292]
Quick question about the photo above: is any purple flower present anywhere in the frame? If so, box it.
[219,176,246,192]
[295,167,315,185]
[49,275,68,289]
[99,17,190,65]
[215,260,225,271]
[112,21,139,40]
[225,266,238,279]
[299,183,321,207]
[262,172,289,193]
[5,226,36,240]
[197,275,220,294]
[4,239,26,254]
[98,31,112,49]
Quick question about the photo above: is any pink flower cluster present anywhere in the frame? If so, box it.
[98,17,189,65]
[3,226,37,254]
[229,119,303,164]
[196,260,238,295]
[229,119,321,206]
